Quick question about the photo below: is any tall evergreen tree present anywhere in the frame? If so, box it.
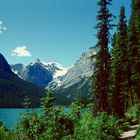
[93,0,114,114]
[111,6,128,118]
[128,0,140,104]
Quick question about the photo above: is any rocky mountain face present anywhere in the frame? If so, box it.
[11,49,96,105]
[11,63,24,74]
[11,60,68,88]
[0,53,44,108]
[50,49,96,105]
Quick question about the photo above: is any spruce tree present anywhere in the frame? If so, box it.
[40,88,56,116]
[93,0,114,114]
[22,97,31,112]
[111,6,128,118]
[128,0,140,104]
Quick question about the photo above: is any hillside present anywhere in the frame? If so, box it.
[0,53,44,108]
[50,49,96,105]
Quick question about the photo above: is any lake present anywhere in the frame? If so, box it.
[0,108,41,130]
[0,108,71,130]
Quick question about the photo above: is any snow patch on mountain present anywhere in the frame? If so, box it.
[47,64,73,89]
[11,60,70,87]
[12,69,18,74]
[39,61,69,78]
[53,67,69,78]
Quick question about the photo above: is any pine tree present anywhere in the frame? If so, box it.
[111,6,128,118]
[22,96,31,112]
[40,88,56,116]
[93,0,114,114]
[71,91,83,120]
[128,0,140,104]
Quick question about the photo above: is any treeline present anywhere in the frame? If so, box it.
[1,0,140,139]
[93,0,140,119]
[0,90,127,140]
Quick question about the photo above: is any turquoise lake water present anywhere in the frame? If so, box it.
[0,108,70,130]
[0,108,41,130]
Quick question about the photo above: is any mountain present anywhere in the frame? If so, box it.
[0,54,12,72]
[50,49,96,105]
[11,60,68,88]
[0,53,44,108]
[11,49,96,105]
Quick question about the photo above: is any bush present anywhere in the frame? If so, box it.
[17,111,47,140]
[127,104,139,120]
[136,124,140,139]
[72,112,123,140]
[0,124,7,140]
[0,123,17,140]
[13,90,125,140]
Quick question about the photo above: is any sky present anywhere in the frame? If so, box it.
[0,0,131,67]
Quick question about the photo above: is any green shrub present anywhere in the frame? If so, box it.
[0,124,7,140]
[73,112,123,140]
[127,104,139,120]
[136,124,140,140]
[14,89,125,140]
[17,111,47,140]
[0,123,17,140]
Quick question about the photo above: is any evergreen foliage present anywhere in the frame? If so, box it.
[128,0,140,104]
[14,92,124,140]
[73,112,123,140]
[93,0,114,114]
[70,91,83,121]
[22,97,31,111]
[40,88,56,116]
[111,6,128,118]
[2,0,140,139]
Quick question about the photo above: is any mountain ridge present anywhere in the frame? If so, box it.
[51,49,95,104]
[0,53,44,108]
[11,60,69,88]
[11,49,96,105]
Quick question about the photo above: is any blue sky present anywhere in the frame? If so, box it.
[0,0,131,67]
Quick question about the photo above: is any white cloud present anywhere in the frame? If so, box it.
[11,46,32,57]
[0,20,7,33]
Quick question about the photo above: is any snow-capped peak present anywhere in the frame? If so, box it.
[41,61,68,78]
[41,61,63,69]
[11,59,71,88]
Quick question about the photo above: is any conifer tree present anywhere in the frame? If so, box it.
[93,0,114,114]
[111,6,128,118]
[128,0,140,104]
[22,96,31,112]
[40,88,56,116]
[71,91,83,119]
